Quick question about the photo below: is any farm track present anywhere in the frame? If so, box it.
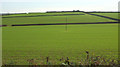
[84,12,119,21]
[11,22,118,26]
[2,14,85,18]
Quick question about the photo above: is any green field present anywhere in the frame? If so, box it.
[2,12,85,17]
[2,12,118,65]
[2,12,116,25]
[91,13,118,19]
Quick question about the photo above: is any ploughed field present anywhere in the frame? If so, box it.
[2,12,118,65]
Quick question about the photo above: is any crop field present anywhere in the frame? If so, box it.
[2,12,85,17]
[91,13,118,19]
[2,12,116,25]
[2,12,118,65]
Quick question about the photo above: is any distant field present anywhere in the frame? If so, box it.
[2,12,118,65]
[2,12,85,17]
[91,13,118,19]
[2,12,116,25]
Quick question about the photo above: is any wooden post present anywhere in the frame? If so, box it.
[86,51,89,60]
[65,17,68,32]
[46,57,49,63]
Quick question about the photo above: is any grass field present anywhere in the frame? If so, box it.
[2,12,85,17]
[2,12,118,65]
[3,15,116,25]
[91,13,118,19]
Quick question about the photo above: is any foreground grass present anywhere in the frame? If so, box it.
[2,24,118,65]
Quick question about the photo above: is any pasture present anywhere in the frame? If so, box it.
[2,12,118,65]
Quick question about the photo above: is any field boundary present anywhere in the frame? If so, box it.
[0,25,7,27]
[1,65,119,67]
[11,22,118,26]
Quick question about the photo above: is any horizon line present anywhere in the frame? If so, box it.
[0,10,119,14]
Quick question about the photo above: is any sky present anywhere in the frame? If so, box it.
[0,0,119,13]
